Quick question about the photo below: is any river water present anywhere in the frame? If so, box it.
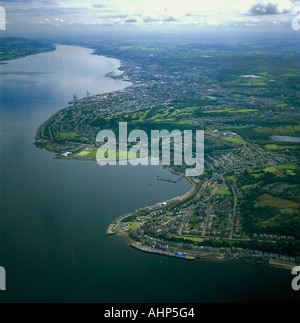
[0,45,298,303]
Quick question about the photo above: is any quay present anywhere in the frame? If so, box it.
[131,242,195,260]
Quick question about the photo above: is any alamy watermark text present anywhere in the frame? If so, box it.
[292,6,300,31]
[96,122,204,177]
[0,6,6,31]
[292,266,300,291]
[0,266,6,291]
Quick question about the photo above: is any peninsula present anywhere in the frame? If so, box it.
[35,40,300,270]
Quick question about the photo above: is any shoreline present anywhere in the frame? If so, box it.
[114,229,295,270]
[32,45,299,273]
[106,175,197,231]
[35,45,132,145]
[106,181,296,271]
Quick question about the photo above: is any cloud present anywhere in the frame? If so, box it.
[163,16,177,22]
[125,17,138,23]
[245,0,293,15]
[92,4,107,8]
[2,0,298,30]
[142,16,160,23]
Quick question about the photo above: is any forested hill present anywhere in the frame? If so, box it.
[0,37,55,62]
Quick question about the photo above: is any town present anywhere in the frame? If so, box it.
[35,41,300,269]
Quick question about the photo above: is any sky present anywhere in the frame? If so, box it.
[1,0,300,32]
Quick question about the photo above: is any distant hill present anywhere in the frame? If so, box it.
[0,37,55,62]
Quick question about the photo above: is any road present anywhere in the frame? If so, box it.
[228,182,237,240]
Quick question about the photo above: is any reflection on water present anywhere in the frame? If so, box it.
[0,45,130,104]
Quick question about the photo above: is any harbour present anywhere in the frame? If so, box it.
[131,242,196,260]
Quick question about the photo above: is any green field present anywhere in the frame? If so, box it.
[96,149,147,161]
[219,136,245,145]
[72,147,149,161]
[265,144,299,151]
[203,108,257,115]
[263,163,299,176]
[60,132,80,138]
[77,150,92,157]
[210,133,245,146]
[235,122,300,143]
[278,164,298,171]
[255,194,298,209]
[173,236,204,243]
[127,222,140,231]
[242,184,255,189]
[255,124,300,136]
[216,189,231,196]
[263,166,279,174]
[84,148,98,159]
[249,171,264,178]
[226,176,237,182]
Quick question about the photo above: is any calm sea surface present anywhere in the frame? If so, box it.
[0,46,298,303]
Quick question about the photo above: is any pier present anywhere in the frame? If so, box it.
[157,176,178,184]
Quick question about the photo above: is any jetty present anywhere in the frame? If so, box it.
[157,176,178,184]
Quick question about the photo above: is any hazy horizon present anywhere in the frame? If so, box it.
[0,0,300,40]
